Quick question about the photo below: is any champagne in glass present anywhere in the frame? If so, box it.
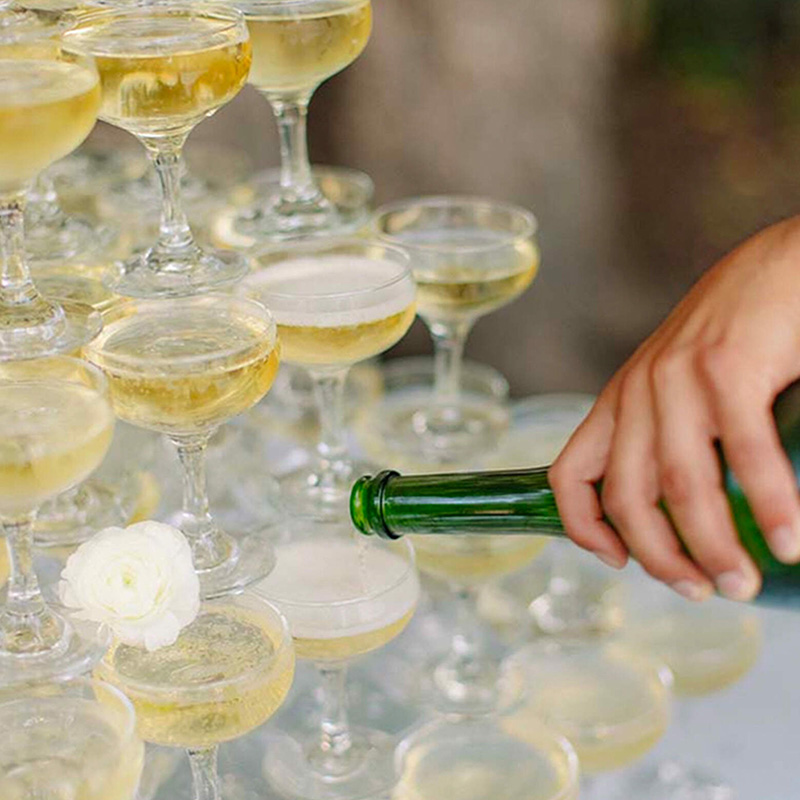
[214,0,373,245]
[256,524,420,800]
[62,3,252,298]
[244,239,415,520]
[0,357,114,684]
[374,197,539,463]
[96,593,294,799]
[0,57,102,359]
[0,677,144,800]
[85,294,281,598]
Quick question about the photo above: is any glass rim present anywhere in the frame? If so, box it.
[0,8,73,44]
[258,536,417,609]
[0,674,138,746]
[85,294,277,371]
[62,1,247,42]
[373,195,538,253]
[230,0,369,10]
[0,353,109,397]
[247,238,413,302]
[98,594,294,697]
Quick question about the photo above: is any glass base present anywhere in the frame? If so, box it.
[279,457,377,522]
[166,515,278,600]
[25,208,117,263]
[0,298,101,362]
[0,612,109,686]
[213,166,374,250]
[618,761,735,800]
[34,473,141,549]
[426,650,525,715]
[110,247,248,299]
[395,716,579,800]
[263,727,399,800]
[355,357,510,469]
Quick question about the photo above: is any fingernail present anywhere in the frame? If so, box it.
[716,563,761,602]
[769,525,800,564]
[594,550,626,570]
[670,580,712,602]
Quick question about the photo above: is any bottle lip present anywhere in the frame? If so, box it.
[350,470,400,539]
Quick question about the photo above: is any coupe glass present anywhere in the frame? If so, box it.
[487,394,627,638]
[62,3,252,298]
[506,639,673,797]
[374,196,539,463]
[395,714,580,800]
[0,676,144,800]
[618,593,762,800]
[0,52,102,359]
[96,592,295,800]
[214,0,372,244]
[85,294,282,599]
[0,356,114,684]
[256,522,420,800]
[244,237,416,519]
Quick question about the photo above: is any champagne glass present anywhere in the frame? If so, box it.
[62,3,252,298]
[0,356,114,683]
[374,196,539,463]
[487,394,627,638]
[395,714,580,800]
[256,522,420,800]
[0,676,144,800]
[618,592,762,800]
[0,53,102,360]
[243,238,416,519]
[214,0,372,245]
[96,592,295,800]
[505,639,673,797]
[85,294,282,599]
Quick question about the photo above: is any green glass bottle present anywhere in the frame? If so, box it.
[351,382,800,608]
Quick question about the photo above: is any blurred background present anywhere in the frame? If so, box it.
[92,0,800,396]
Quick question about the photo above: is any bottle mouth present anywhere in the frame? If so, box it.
[349,470,400,539]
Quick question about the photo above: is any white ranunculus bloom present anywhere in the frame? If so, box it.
[59,521,200,652]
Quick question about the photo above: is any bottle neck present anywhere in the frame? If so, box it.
[350,468,567,539]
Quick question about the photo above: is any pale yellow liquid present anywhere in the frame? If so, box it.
[63,14,251,135]
[397,724,578,800]
[0,541,8,589]
[412,534,547,584]
[624,608,762,697]
[296,608,415,661]
[257,538,419,663]
[0,59,99,191]
[86,309,280,436]
[0,695,143,800]
[279,305,415,366]
[247,0,371,94]
[506,647,669,774]
[0,380,113,515]
[97,605,295,749]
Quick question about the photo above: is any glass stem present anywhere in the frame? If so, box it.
[187,746,221,800]
[171,432,228,572]
[142,135,196,264]
[269,94,325,207]
[26,173,62,223]
[1,515,62,654]
[429,319,472,411]
[315,661,354,768]
[0,191,39,307]
[448,584,490,675]
[310,368,350,482]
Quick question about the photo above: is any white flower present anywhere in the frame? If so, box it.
[59,521,200,652]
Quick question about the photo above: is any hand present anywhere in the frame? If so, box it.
[549,216,800,602]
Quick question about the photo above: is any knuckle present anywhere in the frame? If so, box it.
[659,461,693,505]
[698,342,738,389]
[600,480,630,523]
[649,348,688,391]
